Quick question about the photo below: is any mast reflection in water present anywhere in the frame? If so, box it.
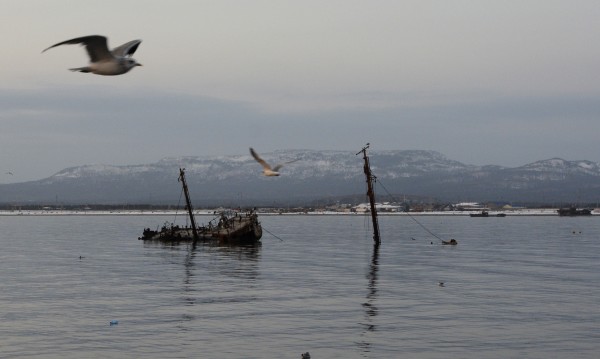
[359,242,380,353]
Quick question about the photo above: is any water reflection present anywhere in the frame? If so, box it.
[142,241,261,265]
[183,243,197,306]
[143,240,263,333]
[200,242,262,262]
[197,242,262,280]
[142,240,262,295]
[358,242,380,354]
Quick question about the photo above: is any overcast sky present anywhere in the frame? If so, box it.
[2,1,600,183]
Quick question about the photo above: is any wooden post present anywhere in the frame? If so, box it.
[357,144,381,245]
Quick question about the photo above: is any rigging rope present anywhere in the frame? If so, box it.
[262,226,284,241]
[376,179,445,241]
[174,186,184,224]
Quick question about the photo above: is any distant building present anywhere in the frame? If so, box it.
[351,202,402,213]
[454,202,489,211]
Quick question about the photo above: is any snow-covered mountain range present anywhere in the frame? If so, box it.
[1,150,599,205]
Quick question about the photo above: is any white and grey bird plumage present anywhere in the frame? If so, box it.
[250,148,299,176]
[43,35,142,75]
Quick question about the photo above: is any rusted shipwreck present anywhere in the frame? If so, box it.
[139,168,262,244]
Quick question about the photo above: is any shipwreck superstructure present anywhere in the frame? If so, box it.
[139,168,262,244]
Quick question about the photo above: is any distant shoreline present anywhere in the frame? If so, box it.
[0,209,596,217]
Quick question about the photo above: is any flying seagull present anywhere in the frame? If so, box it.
[43,35,142,75]
[250,148,298,176]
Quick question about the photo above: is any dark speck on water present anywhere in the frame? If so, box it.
[1,215,600,358]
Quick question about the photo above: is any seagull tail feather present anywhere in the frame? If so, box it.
[69,67,92,73]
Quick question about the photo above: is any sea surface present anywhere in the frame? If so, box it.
[1,214,599,358]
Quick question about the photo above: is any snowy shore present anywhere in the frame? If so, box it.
[0,209,596,216]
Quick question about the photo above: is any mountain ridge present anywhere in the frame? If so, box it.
[1,150,599,205]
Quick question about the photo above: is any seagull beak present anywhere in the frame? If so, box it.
[136,63,143,66]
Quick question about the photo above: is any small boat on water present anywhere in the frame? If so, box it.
[470,211,506,217]
[557,207,592,216]
[139,168,262,244]
[470,211,489,217]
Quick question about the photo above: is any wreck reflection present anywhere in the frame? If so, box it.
[197,242,262,280]
[143,241,262,307]
[358,242,380,354]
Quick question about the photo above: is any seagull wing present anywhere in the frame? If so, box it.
[43,35,113,62]
[250,148,272,170]
[272,159,299,172]
[111,39,142,57]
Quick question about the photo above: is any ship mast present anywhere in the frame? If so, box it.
[357,144,381,245]
[178,168,199,241]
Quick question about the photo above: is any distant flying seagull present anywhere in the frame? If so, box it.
[250,148,298,176]
[43,35,142,75]
[6,171,13,175]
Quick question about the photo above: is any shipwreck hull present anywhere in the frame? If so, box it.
[139,169,262,245]
[140,212,262,244]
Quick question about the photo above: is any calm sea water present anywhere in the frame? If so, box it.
[1,214,599,358]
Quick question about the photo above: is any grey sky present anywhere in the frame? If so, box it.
[2,1,600,183]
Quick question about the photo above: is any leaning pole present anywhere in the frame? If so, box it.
[357,144,381,245]
[178,168,200,241]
